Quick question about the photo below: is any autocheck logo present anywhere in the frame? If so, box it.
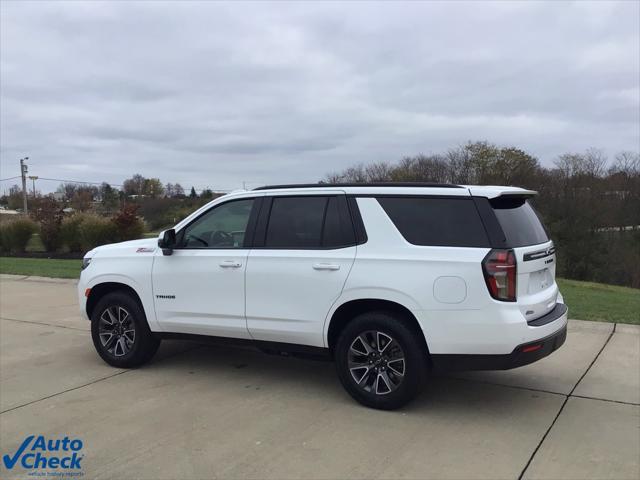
[3,435,84,474]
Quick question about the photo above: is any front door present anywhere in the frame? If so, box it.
[152,197,256,338]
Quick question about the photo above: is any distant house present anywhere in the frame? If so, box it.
[0,208,20,215]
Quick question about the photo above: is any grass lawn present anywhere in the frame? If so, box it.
[25,234,46,252]
[0,257,638,324]
[557,278,639,325]
[0,257,81,279]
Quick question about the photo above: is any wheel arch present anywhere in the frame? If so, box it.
[326,298,430,357]
[86,282,145,320]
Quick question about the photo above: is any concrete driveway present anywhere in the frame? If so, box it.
[1,275,638,480]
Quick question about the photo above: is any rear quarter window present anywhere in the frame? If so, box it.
[490,197,549,247]
[377,197,490,247]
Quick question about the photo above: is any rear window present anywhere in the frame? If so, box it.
[266,197,326,248]
[490,197,549,247]
[377,197,490,247]
[264,196,355,249]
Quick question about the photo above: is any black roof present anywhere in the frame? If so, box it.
[253,182,463,191]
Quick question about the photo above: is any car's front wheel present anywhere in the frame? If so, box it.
[335,311,428,410]
[91,291,160,368]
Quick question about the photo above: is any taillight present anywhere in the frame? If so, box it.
[482,249,517,302]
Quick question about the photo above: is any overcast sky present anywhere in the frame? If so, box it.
[1,1,639,192]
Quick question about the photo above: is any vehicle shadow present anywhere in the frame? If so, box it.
[146,340,561,416]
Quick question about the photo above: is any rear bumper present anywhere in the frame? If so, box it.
[431,322,567,372]
[527,302,567,326]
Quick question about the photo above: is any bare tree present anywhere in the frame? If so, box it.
[610,151,640,176]
[320,142,640,287]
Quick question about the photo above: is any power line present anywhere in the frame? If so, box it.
[36,177,124,187]
[32,177,235,191]
[0,176,121,186]
[2,174,235,194]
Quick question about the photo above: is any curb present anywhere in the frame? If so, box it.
[0,273,78,285]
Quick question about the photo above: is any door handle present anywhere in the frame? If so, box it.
[313,263,340,271]
[219,260,242,268]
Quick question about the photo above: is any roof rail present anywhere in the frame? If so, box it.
[253,182,463,191]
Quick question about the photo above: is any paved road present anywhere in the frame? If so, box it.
[1,275,638,479]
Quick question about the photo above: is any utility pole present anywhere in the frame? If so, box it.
[20,157,29,214]
[29,176,38,198]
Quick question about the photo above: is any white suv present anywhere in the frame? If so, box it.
[79,183,567,409]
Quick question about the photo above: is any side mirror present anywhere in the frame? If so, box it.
[158,229,176,256]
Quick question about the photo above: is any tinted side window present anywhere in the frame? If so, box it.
[263,196,355,249]
[322,197,343,248]
[377,197,490,247]
[265,197,327,248]
[490,198,549,247]
[180,199,254,249]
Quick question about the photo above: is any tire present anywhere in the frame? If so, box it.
[91,291,160,368]
[335,311,428,410]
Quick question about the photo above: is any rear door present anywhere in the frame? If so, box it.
[245,193,356,347]
[489,196,558,320]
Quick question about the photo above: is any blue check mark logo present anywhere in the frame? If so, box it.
[3,435,34,469]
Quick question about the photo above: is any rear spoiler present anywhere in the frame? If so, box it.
[497,189,537,198]
[466,186,537,199]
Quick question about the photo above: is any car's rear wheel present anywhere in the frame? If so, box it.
[91,291,160,368]
[335,311,428,410]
